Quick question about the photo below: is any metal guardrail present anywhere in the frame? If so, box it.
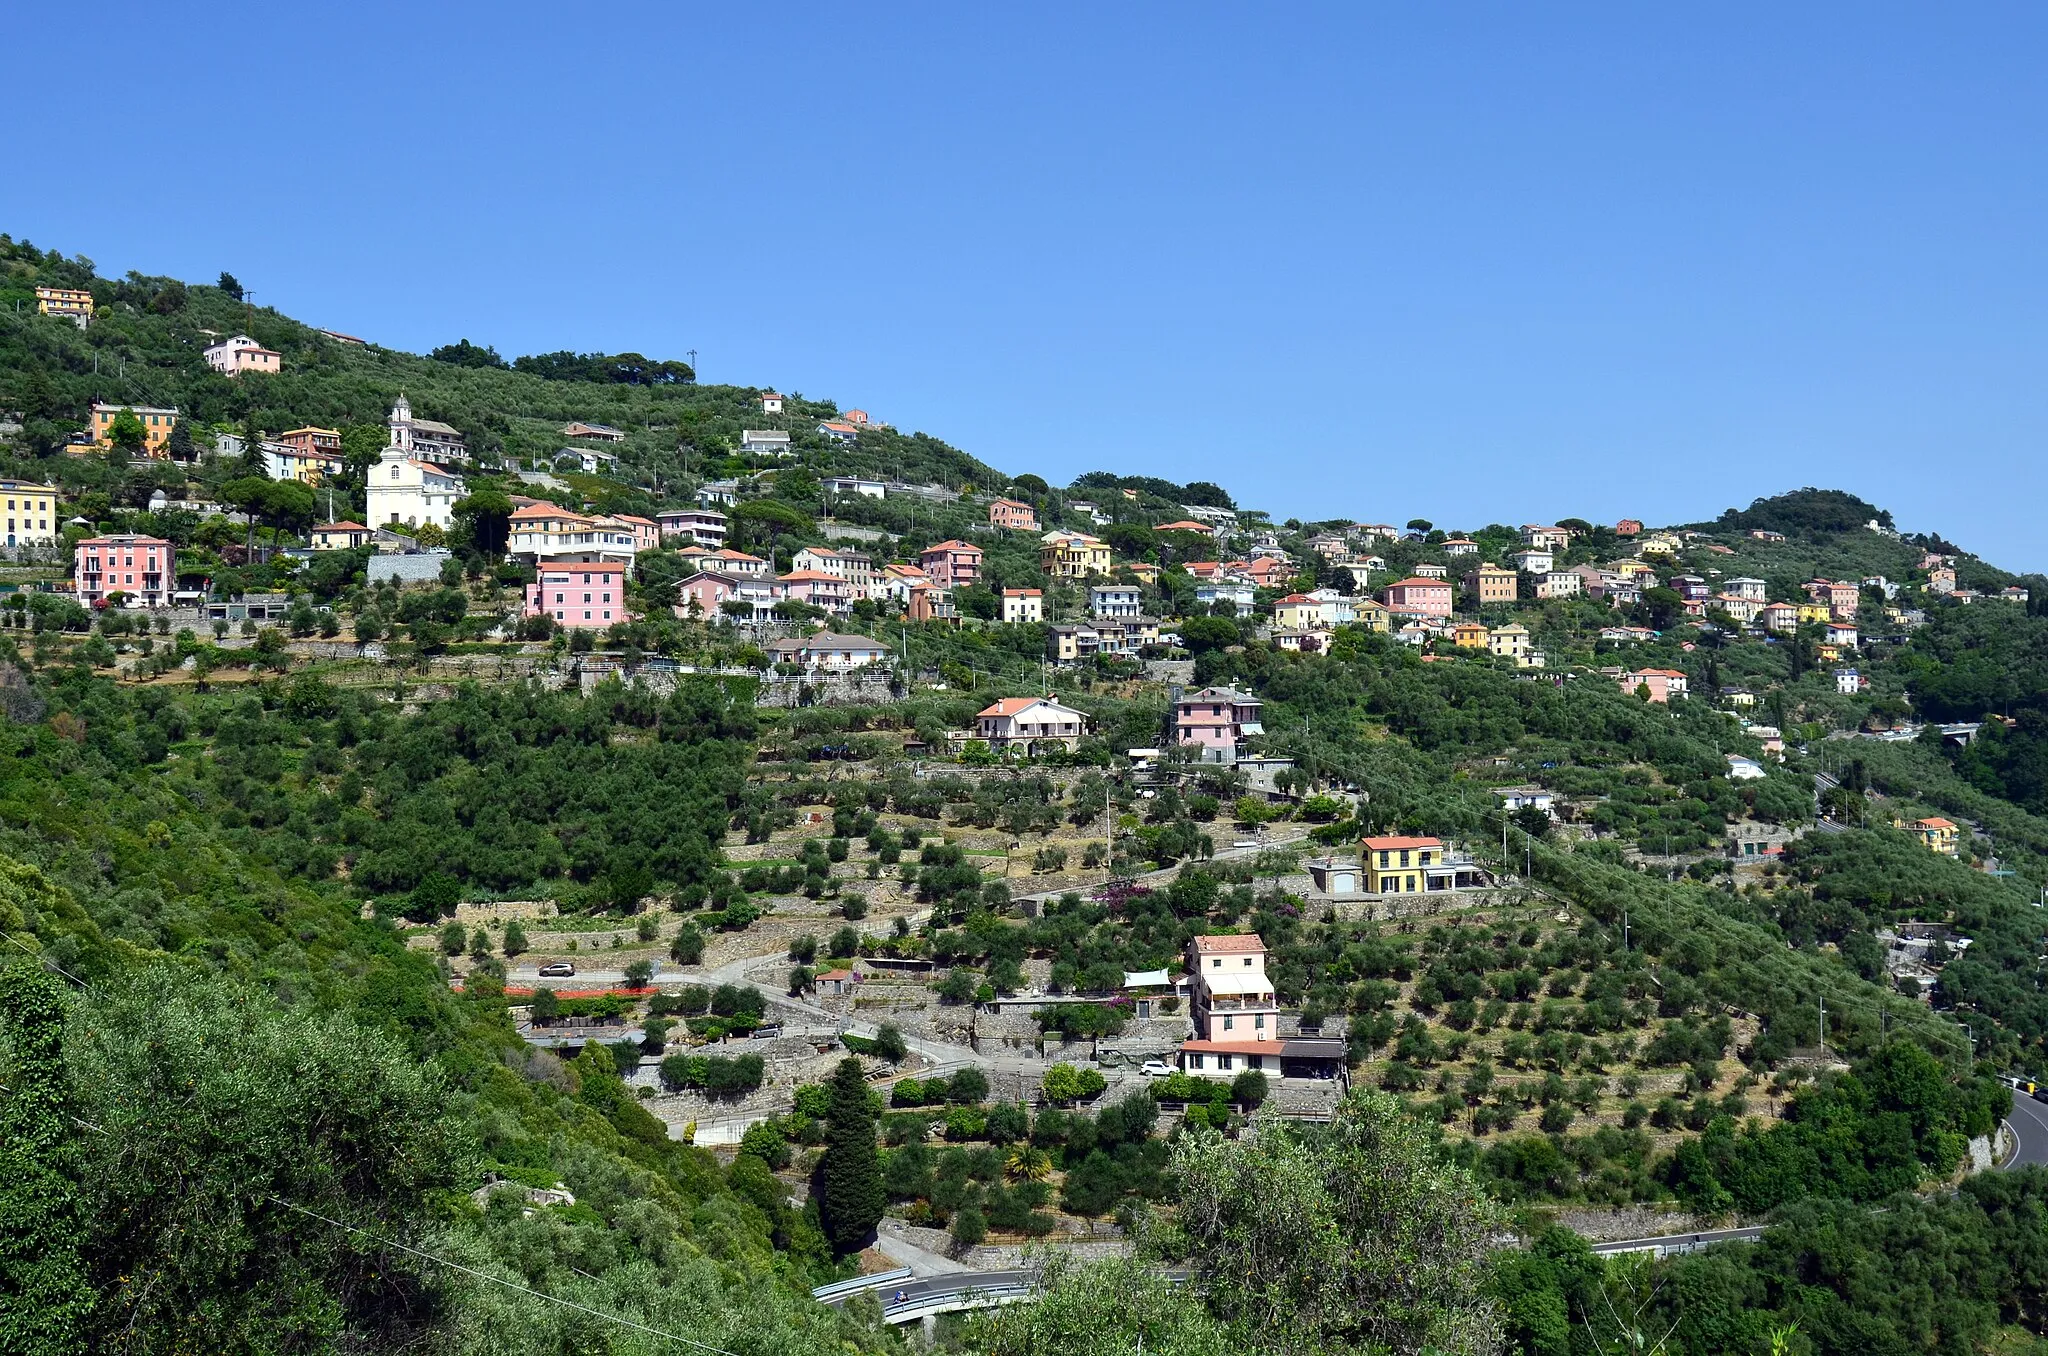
[812,1267,913,1303]
[882,1282,1036,1323]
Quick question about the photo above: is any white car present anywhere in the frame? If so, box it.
[1140,1060,1174,1078]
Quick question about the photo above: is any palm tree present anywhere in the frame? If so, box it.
[1004,1145,1052,1181]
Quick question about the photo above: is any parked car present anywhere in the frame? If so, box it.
[537,962,576,978]
[1140,1060,1174,1078]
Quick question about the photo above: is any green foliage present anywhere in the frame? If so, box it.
[818,1058,884,1254]
[1170,1089,1509,1356]
[0,959,94,1353]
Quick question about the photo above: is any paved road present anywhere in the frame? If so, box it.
[2008,1088,2048,1168]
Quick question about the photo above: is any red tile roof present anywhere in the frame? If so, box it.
[1190,934,1266,954]
[1361,835,1444,851]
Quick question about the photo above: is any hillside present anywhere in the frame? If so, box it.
[9,238,2048,1354]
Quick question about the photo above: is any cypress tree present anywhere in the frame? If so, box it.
[817,1057,883,1254]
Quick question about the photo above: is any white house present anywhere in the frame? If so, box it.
[822,476,886,499]
[1725,755,1767,781]
[1002,588,1044,623]
[763,631,890,671]
[1090,584,1143,619]
[974,696,1088,752]
[737,430,791,456]
[365,396,466,531]
[202,333,281,378]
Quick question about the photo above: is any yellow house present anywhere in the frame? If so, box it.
[1488,622,1531,661]
[0,480,59,547]
[1452,621,1491,649]
[35,286,93,322]
[1363,835,1442,893]
[1124,561,1161,585]
[1797,602,1831,624]
[1464,563,1518,605]
[89,402,179,457]
[1040,531,1112,580]
[1349,598,1391,633]
[1911,816,1959,856]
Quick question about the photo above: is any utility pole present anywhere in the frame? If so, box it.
[1623,910,1629,951]
[1818,995,1826,1050]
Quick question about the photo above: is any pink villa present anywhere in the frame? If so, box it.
[76,533,174,607]
[918,539,984,589]
[525,558,627,630]
[779,569,854,612]
[987,498,1039,531]
[676,571,785,623]
[1621,668,1689,703]
[1172,686,1265,764]
[202,334,282,378]
[1380,576,1454,618]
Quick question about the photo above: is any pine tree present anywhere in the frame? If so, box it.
[817,1057,883,1254]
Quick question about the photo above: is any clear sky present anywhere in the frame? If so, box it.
[17,5,2048,564]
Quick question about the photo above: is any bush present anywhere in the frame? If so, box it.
[1230,1068,1269,1108]
[948,1066,990,1104]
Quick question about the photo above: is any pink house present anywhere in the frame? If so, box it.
[1380,576,1453,618]
[525,558,627,629]
[615,514,661,552]
[1621,668,1689,703]
[76,533,173,607]
[919,540,984,589]
[780,569,854,612]
[202,334,282,378]
[1173,686,1265,764]
[988,498,1039,531]
[675,570,785,623]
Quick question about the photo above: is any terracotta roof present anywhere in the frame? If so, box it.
[1003,588,1043,596]
[1917,817,1957,830]
[1361,835,1444,851]
[778,570,843,583]
[1190,934,1266,955]
[1388,577,1448,589]
[317,521,367,531]
[1155,520,1212,532]
[1179,1038,1284,1056]
[922,539,983,554]
[978,697,1044,718]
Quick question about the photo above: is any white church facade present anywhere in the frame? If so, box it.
[365,395,467,532]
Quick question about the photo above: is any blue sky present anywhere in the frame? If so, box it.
[18,5,2048,564]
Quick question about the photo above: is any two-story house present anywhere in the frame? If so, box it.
[975,696,1088,752]
[202,334,282,378]
[1621,668,1689,703]
[1001,588,1044,623]
[1362,834,1445,894]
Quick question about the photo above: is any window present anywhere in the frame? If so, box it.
[1255,1014,1264,1029]
[1223,1016,1234,1031]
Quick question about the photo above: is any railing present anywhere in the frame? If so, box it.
[812,1267,913,1304]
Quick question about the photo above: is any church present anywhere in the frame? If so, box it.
[365,395,467,531]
